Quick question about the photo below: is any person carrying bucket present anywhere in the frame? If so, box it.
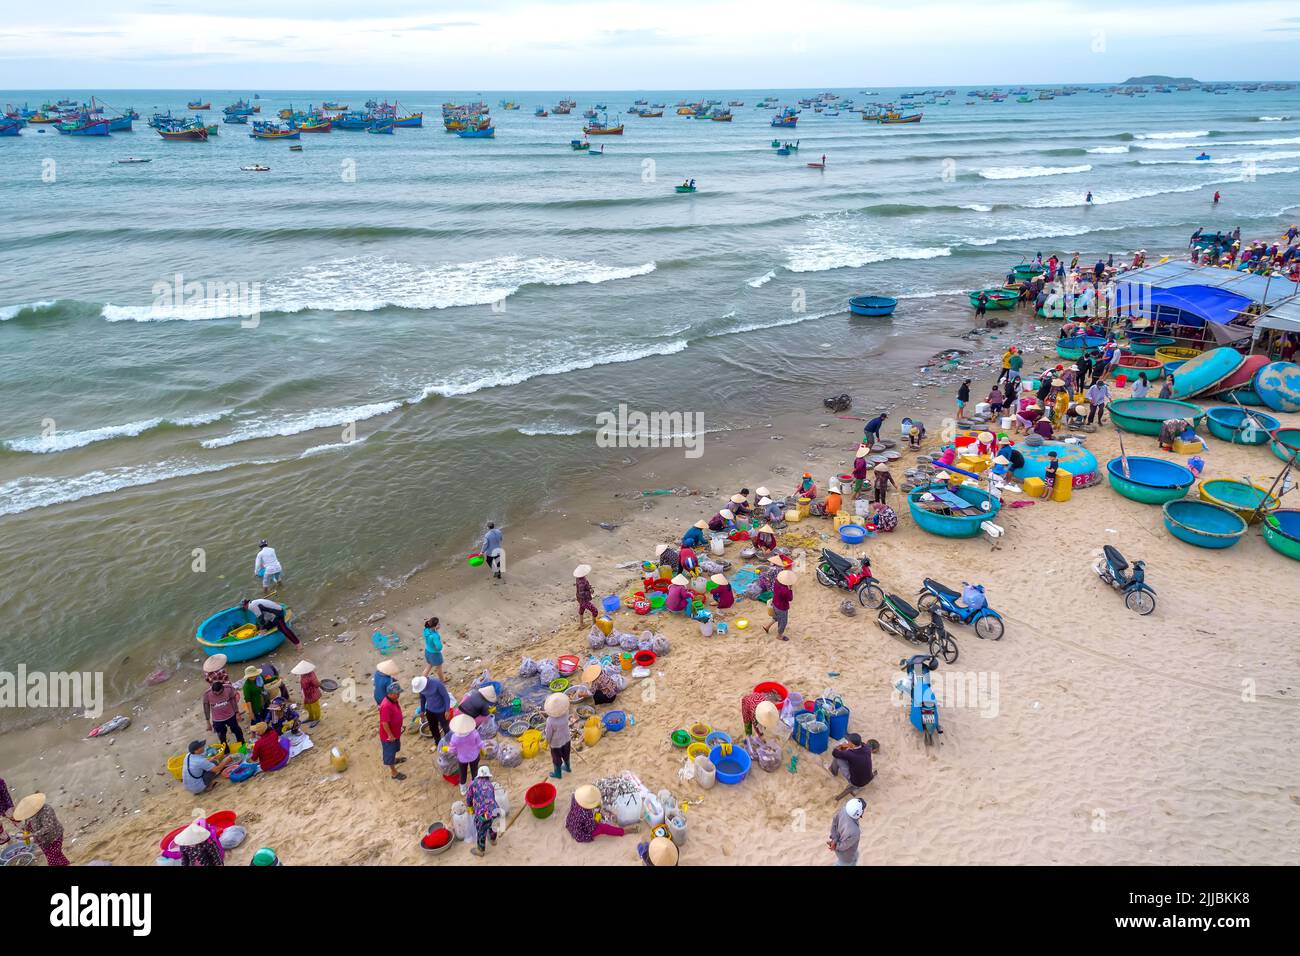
[574,564,599,626]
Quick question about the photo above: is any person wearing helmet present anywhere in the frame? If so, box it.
[827,797,866,866]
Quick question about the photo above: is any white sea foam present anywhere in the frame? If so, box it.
[300,436,369,457]
[747,269,777,288]
[1257,116,1291,122]
[979,164,1092,180]
[1135,130,1209,139]
[416,340,690,399]
[201,401,402,449]
[0,459,276,517]
[0,300,58,321]
[516,424,585,436]
[1086,145,1130,154]
[100,256,657,322]
[784,242,950,273]
[3,411,227,454]
[959,203,993,212]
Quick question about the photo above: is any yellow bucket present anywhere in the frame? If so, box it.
[785,509,802,523]
[595,616,613,636]
[686,742,710,761]
[583,717,602,747]
[796,496,811,518]
[166,754,185,780]
[1051,467,1073,502]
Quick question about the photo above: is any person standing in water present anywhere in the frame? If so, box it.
[482,522,503,579]
[253,540,282,594]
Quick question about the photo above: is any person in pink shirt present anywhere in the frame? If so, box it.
[378,683,405,781]
[763,569,796,641]
[710,574,735,610]
[664,574,690,613]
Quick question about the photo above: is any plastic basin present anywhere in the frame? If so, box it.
[601,595,620,613]
[709,744,752,784]
[839,525,867,544]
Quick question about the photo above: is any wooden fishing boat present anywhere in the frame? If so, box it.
[27,112,59,124]
[158,126,208,141]
[223,114,249,125]
[1262,510,1300,561]
[289,144,303,151]
[367,123,395,134]
[392,112,423,127]
[58,118,111,136]
[849,295,898,317]
[1105,456,1195,505]
[636,110,663,117]
[1056,334,1107,360]
[584,123,623,135]
[457,126,495,137]
[187,101,211,110]
[968,289,1018,311]
[240,164,271,172]
[321,102,347,110]
[294,119,332,132]
[0,120,22,136]
[196,605,292,663]
[880,112,923,124]
[249,127,299,140]
[710,112,732,121]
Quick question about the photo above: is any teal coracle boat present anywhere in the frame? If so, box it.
[1214,387,1263,406]
[1013,441,1099,482]
[1113,354,1164,380]
[907,483,1001,539]
[1261,510,1300,561]
[1270,427,1300,463]
[1012,264,1045,281]
[1198,478,1279,524]
[1167,347,1244,399]
[1105,456,1195,504]
[849,295,898,317]
[1162,499,1247,549]
[1252,361,1300,413]
[1125,334,1176,356]
[1108,398,1206,436]
[1204,407,1280,445]
[196,605,291,663]
[1056,334,1105,360]
[969,289,1018,311]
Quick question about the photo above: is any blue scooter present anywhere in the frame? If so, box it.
[895,654,941,746]
[917,579,1005,641]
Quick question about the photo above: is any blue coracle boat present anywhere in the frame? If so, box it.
[1161,499,1247,550]
[849,295,898,317]
[195,605,291,663]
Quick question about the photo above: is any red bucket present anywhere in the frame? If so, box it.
[442,772,460,785]
[525,781,558,819]
[557,655,580,676]
[752,680,789,707]
[634,650,656,667]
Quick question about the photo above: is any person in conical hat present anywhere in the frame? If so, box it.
[707,508,734,533]
[754,523,777,552]
[573,564,598,626]
[291,660,322,723]
[174,814,224,867]
[681,520,708,549]
[872,462,896,505]
[581,663,603,685]
[753,486,771,508]
[202,653,228,685]
[544,692,572,779]
[742,691,782,736]
[764,569,796,641]
[710,572,735,611]
[447,713,483,793]
[373,658,399,706]
[852,443,870,497]
[464,765,499,857]
[665,573,691,615]
[566,784,626,843]
[642,834,680,867]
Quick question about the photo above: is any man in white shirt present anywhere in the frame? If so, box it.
[242,597,301,646]
[254,539,283,593]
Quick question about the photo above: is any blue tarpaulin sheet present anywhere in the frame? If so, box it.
[1115,283,1253,328]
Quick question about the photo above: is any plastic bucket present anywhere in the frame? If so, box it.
[694,756,716,789]
[525,782,557,819]
[797,496,812,518]
[667,811,688,846]
[167,754,185,780]
[699,621,714,637]
[601,595,621,613]
[620,651,634,671]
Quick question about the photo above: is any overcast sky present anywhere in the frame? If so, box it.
[2,1,1298,89]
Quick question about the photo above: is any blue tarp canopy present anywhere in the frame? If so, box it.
[1114,283,1253,328]
[1117,262,1300,307]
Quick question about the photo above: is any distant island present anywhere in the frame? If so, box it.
[1122,75,1199,85]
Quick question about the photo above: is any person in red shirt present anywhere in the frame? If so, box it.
[249,722,289,773]
[291,660,322,724]
[741,690,781,735]
[763,569,795,641]
[573,565,598,625]
[710,573,735,610]
[378,683,405,781]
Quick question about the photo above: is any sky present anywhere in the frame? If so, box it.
[1,1,1299,90]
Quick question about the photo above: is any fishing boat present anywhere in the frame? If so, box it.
[26,112,59,124]
[880,112,923,124]
[196,605,292,663]
[289,144,303,151]
[675,181,697,193]
[294,119,332,132]
[849,295,898,317]
[187,101,211,110]
[535,107,549,117]
[392,112,423,127]
[584,122,623,135]
[115,156,151,163]
[367,123,395,134]
[0,119,23,136]
[249,124,299,140]
[710,111,732,121]
[58,116,111,136]
[223,114,249,124]
[457,125,495,138]
[636,109,663,117]
[570,138,590,150]
[771,108,798,128]
[240,164,271,172]
[968,289,1018,311]
[159,126,209,141]
[807,159,826,169]
[908,483,1001,539]
[321,101,347,110]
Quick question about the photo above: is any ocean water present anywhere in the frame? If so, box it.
[2,86,1298,697]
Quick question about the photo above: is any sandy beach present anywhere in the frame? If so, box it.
[6,303,1297,868]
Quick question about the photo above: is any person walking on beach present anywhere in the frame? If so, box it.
[956,379,971,418]
[871,464,896,505]
[203,678,244,748]
[763,569,795,642]
[574,564,599,626]
[997,346,1015,383]
[481,522,504,579]
[862,412,887,446]
[242,597,300,646]
[412,674,451,743]
[1159,375,1175,400]
[253,539,282,594]
[422,617,445,680]
[448,714,483,793]
[379,682,406,782]
[465,767,499,858]
[827,797,864,866]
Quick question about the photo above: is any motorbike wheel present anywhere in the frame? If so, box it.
[975,614,1004,641]
[856,580,884,609]
[1125,589,1155,616]
[876,606,896,634]
[930,632,959,665]
[916,592,939,613]
[815,567,835,589]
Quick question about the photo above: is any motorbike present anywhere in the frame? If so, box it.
[875,592,958,663]
[1094,545,1155,615]
[895,654,942,746]
[815,548,884,608]
[917,579,1005,640]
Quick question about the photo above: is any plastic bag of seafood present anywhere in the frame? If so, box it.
[517,656,540,678]
[652,633,671,656]
[536,659,559,684]
[587,627,606,650]
[495,741,522,768]
[478,715,499,739]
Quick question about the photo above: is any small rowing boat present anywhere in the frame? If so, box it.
[115,157,151,164]
[240,164,271,172]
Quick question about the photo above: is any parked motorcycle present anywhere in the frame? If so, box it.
[1094,545,1155,615]
[895,654,942,746]
[816,548,884,608]
[917,579,1005,640]
[876,592,957,663]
